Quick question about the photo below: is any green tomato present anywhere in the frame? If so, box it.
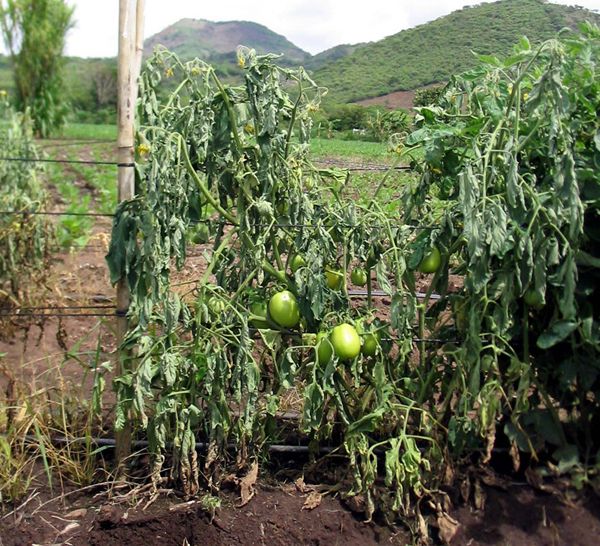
[524,289,544,309]
[268,290,300,328]
[418,247,442,274]
[290,255,306,273]
[361,332,380,357]
[192,224,210,244]
[325,268,343,290]
[249,300,269,329]
[207,297,226,315]
[316,331,333,365]
[351,268,368,287]
[330,323,361,360]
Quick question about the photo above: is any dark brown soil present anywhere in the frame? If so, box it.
[0,484,406,546]
[1,482,599,546]
[453,485,600,546]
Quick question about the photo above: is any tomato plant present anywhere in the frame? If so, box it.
[0,96,53,315]
[403,25,600,488]
[105,27,600,532]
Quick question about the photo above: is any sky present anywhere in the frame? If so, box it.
[5,0,600,57]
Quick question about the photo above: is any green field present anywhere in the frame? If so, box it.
[49,122,117,140]
[46,124,396,161]
[310,137,394,161]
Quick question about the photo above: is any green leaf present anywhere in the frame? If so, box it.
[553,444,580,474]
[475,53,502,66]
[347,406,386,435]
[537,320,578,349]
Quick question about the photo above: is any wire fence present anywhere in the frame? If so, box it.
[0,308,452,344]
[0,210,115,218]
[1,143,450,343]
[37,139,115,150]
[1,208,433,233]
[0,156,128,167]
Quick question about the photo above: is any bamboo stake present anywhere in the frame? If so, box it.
[115,0,145,466]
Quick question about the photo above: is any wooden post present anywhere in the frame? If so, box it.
[115,0,145,466]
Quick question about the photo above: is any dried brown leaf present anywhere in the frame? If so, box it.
[238,462,259,507]
[437,512,459,544]
[64,508,88,519]
[302,491,322,511]
[474,480,486,511]
[482,425,496,464]
[509,441,521,472]
[294,476,308,493]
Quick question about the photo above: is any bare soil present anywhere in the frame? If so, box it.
[1,481,599,545]
[355,90,417,110]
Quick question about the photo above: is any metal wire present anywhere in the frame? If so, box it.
[189,218,433,230]
[37,139,115,149]
[0,210,115,218]
[0,156,128,167]
[347,289,442,300]
[0,312,118,318]
[5,305,115,311]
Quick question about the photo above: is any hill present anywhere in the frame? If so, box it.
[144,18,310,66]
[303,43,364,71]
[313,0,600,103]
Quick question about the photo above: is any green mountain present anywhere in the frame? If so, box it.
[144,18,310,65]
[313,0,600,103]
[303,43,364,71]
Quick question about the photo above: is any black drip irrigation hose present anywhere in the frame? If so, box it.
[29,435,337,456]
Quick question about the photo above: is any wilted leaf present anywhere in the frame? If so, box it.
[537,320,578,349]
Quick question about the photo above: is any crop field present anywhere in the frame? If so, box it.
[0,26,599,546]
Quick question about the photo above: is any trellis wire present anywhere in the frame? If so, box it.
[0,208,434,231]
[0,210,115,218]
[0,156,129,167]
[0,312,118,318]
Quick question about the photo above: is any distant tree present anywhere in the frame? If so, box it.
[92,62,117,109]
[413,85,444,107]
[0,0,74,136]
[366,108,411,142]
